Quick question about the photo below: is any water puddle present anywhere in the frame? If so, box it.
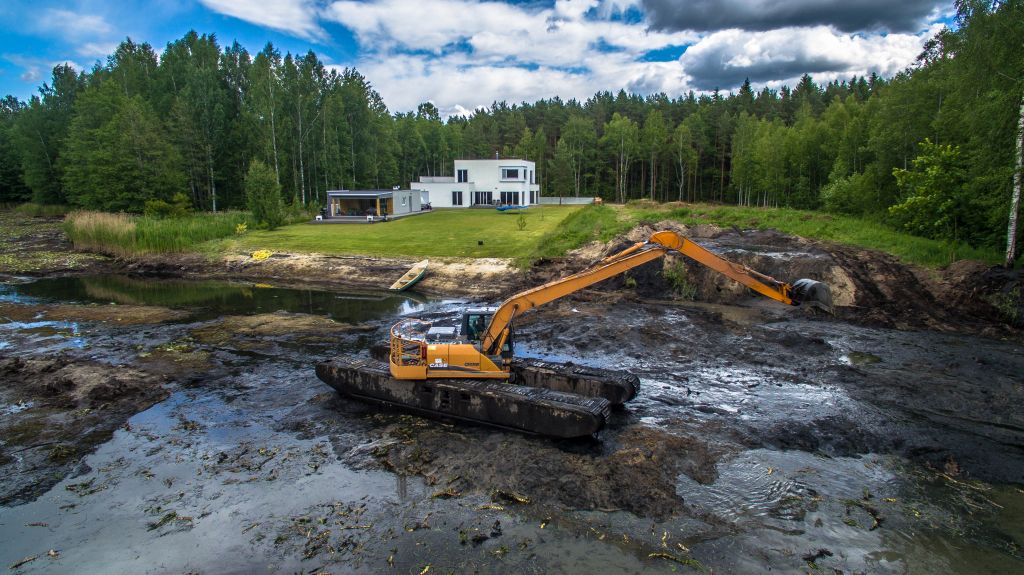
[1,275,430,322]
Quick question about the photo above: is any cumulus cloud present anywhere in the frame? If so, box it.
[20,66,41,83]
[4,54,82,87]
[679,26,931,90]
[77,42,120,59]
[322,0,697,68]
[642,0,947,34]
[198,0,325,40]
[36,9,113,40]
[321,0,702,113]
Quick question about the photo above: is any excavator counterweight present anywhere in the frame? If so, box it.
[316,230,831,437]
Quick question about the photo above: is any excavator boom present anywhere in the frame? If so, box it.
[479,230,831,356]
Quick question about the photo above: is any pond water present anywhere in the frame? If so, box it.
[0,274,1021,574]
[1,274,429,322]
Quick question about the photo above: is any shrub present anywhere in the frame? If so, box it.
[662,260,697,300]
[143,193,194,218]
[245,160,285,230]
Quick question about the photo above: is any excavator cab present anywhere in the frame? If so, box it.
[462,309,492,342]
[462,307,514,359]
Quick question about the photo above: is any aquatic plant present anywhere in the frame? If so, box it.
[64,210,252,256]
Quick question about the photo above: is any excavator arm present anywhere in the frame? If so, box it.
[480,230,831,356]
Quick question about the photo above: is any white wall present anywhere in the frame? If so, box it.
[411,159,540,208]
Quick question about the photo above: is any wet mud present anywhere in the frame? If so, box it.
[0,212,109,279]
[0,356,168,505]
[1,217,1022,573]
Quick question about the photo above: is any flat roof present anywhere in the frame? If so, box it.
[326,190,410,198]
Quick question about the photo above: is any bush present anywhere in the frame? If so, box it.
[143,193,194,218]
[245,160,285,230]
[662,260,697,300]
[820,172,878,216]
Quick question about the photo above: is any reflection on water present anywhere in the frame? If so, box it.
[2,275,428,322]
[679,449,1024,573]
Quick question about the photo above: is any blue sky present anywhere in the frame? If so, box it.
[0,1,954,117]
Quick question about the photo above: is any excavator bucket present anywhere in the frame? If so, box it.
[790,279,833,312]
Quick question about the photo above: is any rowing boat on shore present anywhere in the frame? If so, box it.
[389,259,429,291]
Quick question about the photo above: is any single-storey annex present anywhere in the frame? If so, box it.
[325,189,421,219]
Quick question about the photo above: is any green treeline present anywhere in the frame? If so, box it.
[0,1,1020,260]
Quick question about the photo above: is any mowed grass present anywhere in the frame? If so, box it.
[621,202,1004,268]
[214,206,582,260]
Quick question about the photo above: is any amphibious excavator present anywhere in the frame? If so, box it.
[317,230,832,438]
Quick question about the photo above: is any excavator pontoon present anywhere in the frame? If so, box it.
[316,230,832,438]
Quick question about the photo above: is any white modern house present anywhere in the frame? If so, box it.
[411,159,540,208]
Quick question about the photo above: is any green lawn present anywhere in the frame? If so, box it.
[211,206,581,259]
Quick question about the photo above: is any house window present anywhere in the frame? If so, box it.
[529,190,535,204]
[452,191,463,206]
[473,191,493,205]
[457,169,468,183]
[501,168,520,180]
[529,170,534,184]
[500,191,519,205]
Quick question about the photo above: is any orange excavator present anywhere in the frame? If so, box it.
[317,230,831,438]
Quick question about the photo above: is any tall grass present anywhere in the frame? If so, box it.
[526,204,631,261]
[65,211,251,257]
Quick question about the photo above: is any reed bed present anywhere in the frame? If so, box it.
[65,211,251,257]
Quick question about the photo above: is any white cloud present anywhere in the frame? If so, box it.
[320,1,935,116]
[679,26,932,90]
[344,48,691,118]
[322,0,697,67]
[20,65,41,83]
[4,54,83,87]
[77,42,120,60]
[199,0,325,41]
[36,9,112,40]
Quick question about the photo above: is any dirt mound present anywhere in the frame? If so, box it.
[363,418,724,519]
[0,355,168,504]
[0,302,190,325]
[190,311,375,345]
[120,253,516,298]
[529,222,1019,334]
[0,357,161,408]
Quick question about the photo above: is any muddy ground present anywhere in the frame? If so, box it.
[0,211,1022,573]
[0,211,108,277]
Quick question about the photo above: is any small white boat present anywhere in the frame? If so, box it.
[389,259,429,291]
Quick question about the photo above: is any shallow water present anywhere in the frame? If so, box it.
[1,275,1021,574]
[1,274,429,321]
